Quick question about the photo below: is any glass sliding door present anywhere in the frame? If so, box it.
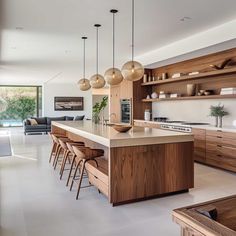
[0,86,42,127]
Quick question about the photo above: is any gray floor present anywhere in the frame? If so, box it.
[0,132,12,157]
[1,128,236,236]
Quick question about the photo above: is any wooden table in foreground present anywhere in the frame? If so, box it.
[173,195,236,236]
[52,121,194,206]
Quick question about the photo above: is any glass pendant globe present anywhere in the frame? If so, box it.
[90,74,106,89]
[121,60,144,81]
[104,68,123,85]
[78,78,91,91]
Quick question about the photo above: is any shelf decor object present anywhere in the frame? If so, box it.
[90,24,106,89]
[210,58,232,70]
[121,0,144,81]
[209,103,229,127]
[78,37,91,91]
[104,9,123,86]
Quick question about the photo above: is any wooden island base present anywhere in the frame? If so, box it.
[52,122,194,205]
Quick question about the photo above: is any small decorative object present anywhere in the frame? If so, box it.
[157,76,161,80]
[151,92,158,99]
[112,124,132,133]
[92,96,108,124]
[209,103,229,128]
[143,74,147,83]
[144,109,151,121]
[146,94,150,99]
[170,93,180,98]
[204,91,211,96]
[172,73,182,78]
[152,76,155,81]
[187,84,196,96]
[148,73,152,82]
[220,87,236,95]
[209,59,233,70]
[188,71,199,76]
[162,73,167,80]
[159,91,167,99]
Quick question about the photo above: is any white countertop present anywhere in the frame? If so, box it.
[52,120,193,147]
[134,119,236,133]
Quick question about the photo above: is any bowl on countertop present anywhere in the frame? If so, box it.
[112,124,132,133]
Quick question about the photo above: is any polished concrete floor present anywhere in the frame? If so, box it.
[1,128,236,236]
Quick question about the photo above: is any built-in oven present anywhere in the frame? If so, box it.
[120,99,131,123]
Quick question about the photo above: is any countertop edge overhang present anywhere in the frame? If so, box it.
[52,121,194,148]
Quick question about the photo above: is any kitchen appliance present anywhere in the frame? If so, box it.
[160,121,209,133]
[144,109,151,121]
[120,99,131,123]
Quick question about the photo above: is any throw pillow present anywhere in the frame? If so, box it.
[28,118,38,126]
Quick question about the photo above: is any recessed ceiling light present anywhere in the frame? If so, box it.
[15,27,24,30]
[180,16,192,22]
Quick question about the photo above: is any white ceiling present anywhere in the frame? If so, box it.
[1,0,236,85]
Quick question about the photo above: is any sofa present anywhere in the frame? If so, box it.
[23,115,84,135]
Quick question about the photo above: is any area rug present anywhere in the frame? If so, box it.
[0,134,12,157]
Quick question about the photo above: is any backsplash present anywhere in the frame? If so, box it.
[152,99,236,126]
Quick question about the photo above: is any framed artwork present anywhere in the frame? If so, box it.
[54,97,84,111]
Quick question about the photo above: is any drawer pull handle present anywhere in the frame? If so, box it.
[217,145,222,147]
[217,154,222,157]
[94,176,98,179]
[217,136,222,138]
[217,130,222,132]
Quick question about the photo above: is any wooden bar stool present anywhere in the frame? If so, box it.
[59,140,85,179]
[52,136,71,168]
[65,142,87,186]
[70,146,104,200]
[49,133,67,163]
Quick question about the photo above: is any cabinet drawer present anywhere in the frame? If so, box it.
[206,152,236,172]
[87,172,108,197]
[206,130,223,137]
[86,158,108,185]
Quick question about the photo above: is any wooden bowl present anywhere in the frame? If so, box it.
[112,125,132,133]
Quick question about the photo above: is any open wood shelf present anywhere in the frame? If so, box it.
[141,67,236,86]
[142,94,236,102]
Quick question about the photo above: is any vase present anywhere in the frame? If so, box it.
[93,114,100,124]
[215,116,218,127]
[219,116,223,128]
[187,84,196,96]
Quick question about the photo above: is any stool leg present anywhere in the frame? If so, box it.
[51,144,60,166]
[66,154,76,186]
[53,146,62,169]
[76,159,86,200]
[60,150,70,179]
[70,159,82,191]
[49,142,56,163]
[55,148,66,170]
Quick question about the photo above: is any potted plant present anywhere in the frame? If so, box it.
[209,104,229,127]
[92,96,108,124]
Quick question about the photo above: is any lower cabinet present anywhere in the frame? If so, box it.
[193,128,236,172]
[192,128,206,163]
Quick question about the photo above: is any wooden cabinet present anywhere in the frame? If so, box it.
[205,130,236,172]
[192,128,206,163]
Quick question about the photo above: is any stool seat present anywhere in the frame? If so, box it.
[70,146,104,199]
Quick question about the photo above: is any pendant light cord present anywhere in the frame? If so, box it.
[83,38,86,79]
[131,0,134,62]
[96,26,99,75]
[113,12,115,69]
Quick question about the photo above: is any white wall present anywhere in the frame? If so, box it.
[43,83,92,118]
[152,99,236,126]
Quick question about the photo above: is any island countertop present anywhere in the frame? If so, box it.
[52,120,193,147]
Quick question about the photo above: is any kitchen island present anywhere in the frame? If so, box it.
[52,121,194,206]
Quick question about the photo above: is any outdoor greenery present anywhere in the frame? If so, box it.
[0,96,36,121]
[92,96,108,124]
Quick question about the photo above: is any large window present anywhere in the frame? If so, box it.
[0,86,42,127]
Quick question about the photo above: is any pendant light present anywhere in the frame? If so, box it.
[78,37,91,91]
[90,24,106,89]
[104,9,123,86]
[121,0,144,81]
